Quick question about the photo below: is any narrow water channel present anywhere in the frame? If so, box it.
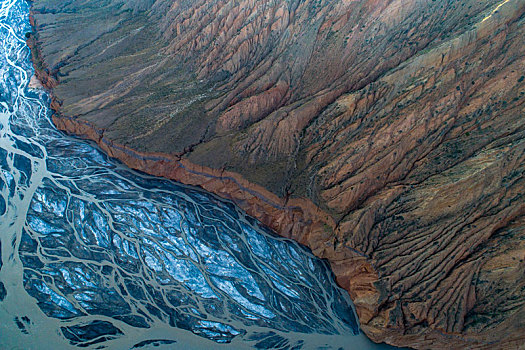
[0,1,392,348]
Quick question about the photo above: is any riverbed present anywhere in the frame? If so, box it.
[0,1,392,348]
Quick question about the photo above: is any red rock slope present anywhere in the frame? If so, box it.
[28,0,525,348]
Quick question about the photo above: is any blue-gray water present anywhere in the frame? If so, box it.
[0,1,391,348]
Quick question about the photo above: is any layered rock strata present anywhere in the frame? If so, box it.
[28,0,525,348]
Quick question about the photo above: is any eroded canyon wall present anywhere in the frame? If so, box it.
[28,0,525,348]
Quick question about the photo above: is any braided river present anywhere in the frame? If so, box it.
[0,1,392,348]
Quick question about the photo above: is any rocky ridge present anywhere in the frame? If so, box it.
[28,0,525,348]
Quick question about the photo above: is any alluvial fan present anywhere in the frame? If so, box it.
[0,1,382,349]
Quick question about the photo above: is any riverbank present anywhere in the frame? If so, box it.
[27,35,383,339]
[2,1,388,347]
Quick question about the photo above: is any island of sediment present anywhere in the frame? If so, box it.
[27,0,525,348]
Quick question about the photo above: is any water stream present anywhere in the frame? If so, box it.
[0,1,389,348]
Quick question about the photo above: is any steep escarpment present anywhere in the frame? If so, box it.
[29,0,525,348]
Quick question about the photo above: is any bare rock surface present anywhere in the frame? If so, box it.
[29,0,525,348]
